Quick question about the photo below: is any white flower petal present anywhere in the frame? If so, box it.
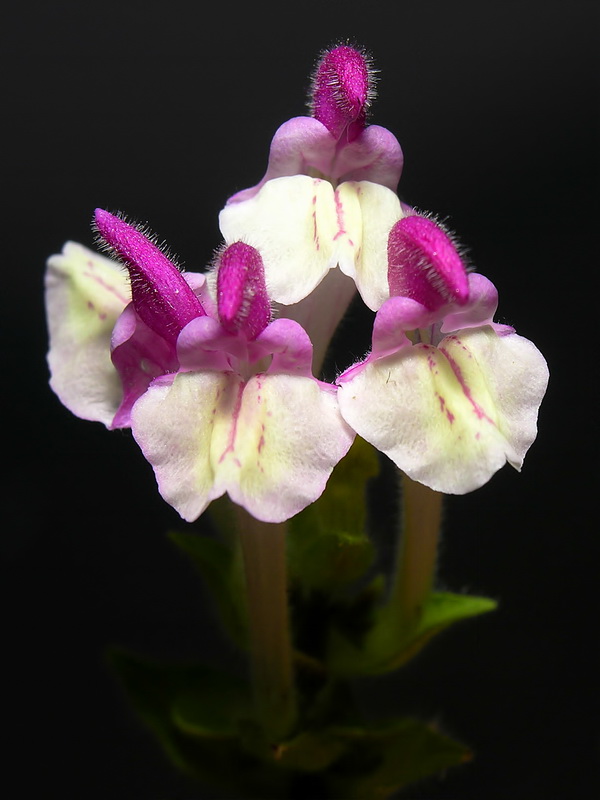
[349,181,402,310]
[45,242,130,426]
[131,371,355,523]
[219,175,401,309]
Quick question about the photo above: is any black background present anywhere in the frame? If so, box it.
[3,1,598,798]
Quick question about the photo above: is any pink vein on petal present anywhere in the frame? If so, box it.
[312,193,320,251]
[86,300,108,321]
[439,337,495,425]
[258,423,266,454]
[83,266,129,306]
[218,381,245,465]
[333,190,347,242]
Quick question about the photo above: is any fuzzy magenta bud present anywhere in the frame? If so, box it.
[93,209,205,344]
[309,44,374,142]
[216,242,270,340]
[387,216,470,311]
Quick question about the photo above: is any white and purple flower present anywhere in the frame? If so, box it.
[220,44,408,318]
[46,211,354,523]
[337,215,549,494]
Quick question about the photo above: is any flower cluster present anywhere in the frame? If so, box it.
[45,44,548,523]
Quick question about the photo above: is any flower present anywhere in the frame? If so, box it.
[45,211,354,523]
[219,44,408,315]
[337,215,549,493]
[227,44,404,204]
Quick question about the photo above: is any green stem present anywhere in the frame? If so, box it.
[237,508,297,741]
[389,473,443,631]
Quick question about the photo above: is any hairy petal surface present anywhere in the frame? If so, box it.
[219,175,401,309]
[132,371,355,523]
[216,241,270,340]
[387,215,469,311]
[310,44,372,141]
[94,209,205,344]
[46,242,129,425]
[338,327,548,494]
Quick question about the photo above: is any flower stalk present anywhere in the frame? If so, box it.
[389,473,443,632]
[237,508,297,741]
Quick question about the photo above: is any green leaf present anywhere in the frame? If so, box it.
[242,716,469,796]
[328,591,498,676]
[108,651,472,798]
[325,718,471,799]
[108,649,290,798]
[108,649,252,738]
[172,678,252,739]
[288,436,379,595]
[109,651,247,777]
[168,530,248,648]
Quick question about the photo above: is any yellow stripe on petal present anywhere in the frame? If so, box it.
[216,373,355,523]
[339,328,546,494]
[132,370,355,523]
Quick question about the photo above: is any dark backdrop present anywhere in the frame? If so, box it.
[3,1,598,798]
